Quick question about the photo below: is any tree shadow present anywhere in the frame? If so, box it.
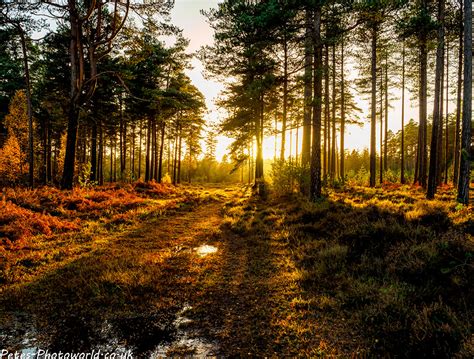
[0,203,222,357]
[1,187,471,357]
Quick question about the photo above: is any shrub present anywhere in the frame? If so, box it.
[271,159,308,195]
[0,201,78,247]
[410,301,467,358]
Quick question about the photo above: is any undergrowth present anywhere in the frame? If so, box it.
[220,184,473,357]
[0,181,220,287]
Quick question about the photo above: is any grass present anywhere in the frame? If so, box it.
[0,182,472,357]
[0,181,220,288]
[204,183,473,357]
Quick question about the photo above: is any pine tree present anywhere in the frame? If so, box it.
[456,0,471,204]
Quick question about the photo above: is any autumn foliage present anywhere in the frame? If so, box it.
[0,181,177,248]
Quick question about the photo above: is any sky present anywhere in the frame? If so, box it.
[168,0,231,160]
[168,0,431,161]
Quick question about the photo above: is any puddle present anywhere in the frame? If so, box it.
[153,304,217,357]
[0,313,174,357]
[0,313,39,354]
[194,244,218,257]
[1,307,217,357]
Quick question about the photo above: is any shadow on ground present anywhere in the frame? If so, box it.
[1,185,473,357]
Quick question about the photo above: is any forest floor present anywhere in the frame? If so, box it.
[0,182,473,357]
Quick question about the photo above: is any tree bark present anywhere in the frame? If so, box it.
[340,37,345,181]
[437,42,445,186]
[330,44,336,183]
[418,32,428,188]
[109,138,113,183]
[255,96,264,181]
[309,7,322,200]
[158,121,165,183]
[151,119,156,181]
[130,125,135,178]
[280,33,288,161]
[153,121,161,182]
[145,117,151,181]
[98,123,103,185]
[301,9,313,167]
[61,4,80,189]
[172,132,178,185]
[324,44,329,179]
[427,0,445,199]
[457,0,472,204]
[384,52,388,172]
[119,95,127,180]
[370,25,377,188]
[453,5,463,185]
[380,65,384,184]
[444,40,449,185]
[90,119,97,182]
[177,123,182,184]
[401,43,406,184]
[138,119,142,180]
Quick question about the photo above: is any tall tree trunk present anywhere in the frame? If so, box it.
[330,44,336,183]
[324,44,329,179]
[296,125,299,165]
[340,37,345,181]
[119,94,126,179]
[109,138,113,183]
[457,0,472,204]
[418,34,428,188]
[384,52,389,172]
[173,124,178,185]
[151,119,156,181]
[177,123,182,184]
[301,9,313,167]
[444,40,449,185]
[255,96,264,182]
[53,135,60,184]
[248,145,251,184]
[280,33,288,161]
[188,145,192,183]
[138,120,142,180]
[61,7,81,189]
[41,119,47,184]
[453,5,463,184]
[90,120,97,182]
[427,0,445,199]
[145,118,151,181]
[369,25,377,188]
[98,123,103,185]
[380,66,383,184]
[437,44,445,186]
[401,43,406,184]
[130,125,135,179]
[154,119,159,181]
[274,114,277,160]
[158,121,165,183]
[309,7,322,200]
[113,137,117,182]
[167,136,171,175]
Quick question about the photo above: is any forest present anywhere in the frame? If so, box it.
[0,0,473,357]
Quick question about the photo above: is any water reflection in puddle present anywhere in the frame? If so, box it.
[194,244,218,257]
[153,304,217,357]
[3,305,217,357]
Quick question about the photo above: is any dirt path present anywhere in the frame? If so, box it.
[0,186,247,357]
